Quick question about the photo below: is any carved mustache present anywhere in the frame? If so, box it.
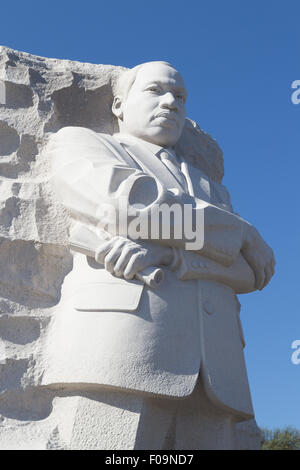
[152,111,177,121]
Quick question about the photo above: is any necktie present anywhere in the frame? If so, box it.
[158,149,188,191]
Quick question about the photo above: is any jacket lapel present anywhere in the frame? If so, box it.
[181,161,211,202]
[120,139,184,191]
[113,133,214,203]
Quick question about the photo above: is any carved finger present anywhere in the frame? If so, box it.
[104,240,125,273]
[262,265,273,289]
[271,262,275,277]
[271,256,276,275]
[124,253,144,280]
[114,246,140,277]
[254,267,265,291]
[95,240,115,264]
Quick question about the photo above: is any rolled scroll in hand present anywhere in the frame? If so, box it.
[68,224,164,289]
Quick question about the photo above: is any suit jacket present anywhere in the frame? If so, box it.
[41,126,256,420]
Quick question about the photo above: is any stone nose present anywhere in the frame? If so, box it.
[160,92,178,111]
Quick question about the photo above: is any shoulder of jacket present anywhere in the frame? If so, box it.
[50,126,116,148]
[48,127,131,171]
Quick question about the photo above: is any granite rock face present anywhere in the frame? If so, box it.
[0,47,259,449]
[0,46,127,449]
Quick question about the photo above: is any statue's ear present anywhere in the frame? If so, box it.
[112,96,123,120]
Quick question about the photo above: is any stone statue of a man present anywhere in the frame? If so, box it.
[42,61,275,450]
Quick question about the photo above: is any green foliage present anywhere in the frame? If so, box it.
[261,426,300,450]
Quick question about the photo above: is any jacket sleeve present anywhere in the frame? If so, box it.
[172,173,255,291]
[48,126,248,266]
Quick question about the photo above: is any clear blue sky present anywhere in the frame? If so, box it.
[2,0,299,430]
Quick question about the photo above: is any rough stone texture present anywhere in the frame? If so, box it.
[0,46,259,449]
[0,46,127,449]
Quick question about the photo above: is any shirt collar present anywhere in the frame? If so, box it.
[114,133,178,160]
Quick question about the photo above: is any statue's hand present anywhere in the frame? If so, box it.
[241,225,275,290]
[95,236,172,280]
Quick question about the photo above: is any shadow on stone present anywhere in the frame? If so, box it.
[44,83,115,134]
[2,82,34,109]
[0,239,72,308]
[0,315,41,344]
[0,358,29,392]
[0,122,20,156]
[0,387,54,421]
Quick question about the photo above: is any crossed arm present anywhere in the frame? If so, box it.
[95,225,274,291]
[49,127,275,291]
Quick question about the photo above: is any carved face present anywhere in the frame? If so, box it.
[114,63,187,147]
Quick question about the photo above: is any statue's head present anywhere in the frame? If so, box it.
[112,61,187,148]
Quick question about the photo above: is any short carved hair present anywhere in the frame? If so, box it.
[113,61,175,99]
